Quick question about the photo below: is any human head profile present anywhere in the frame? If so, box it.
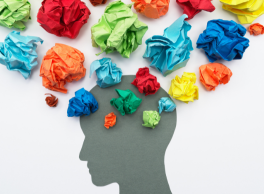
[79,75,176,194]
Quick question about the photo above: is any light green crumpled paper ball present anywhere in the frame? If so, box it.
[142,110,161,129]
[91,0,148,58]
[0,0,31,30]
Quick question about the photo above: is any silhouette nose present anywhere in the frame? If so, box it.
[79,142,87,161]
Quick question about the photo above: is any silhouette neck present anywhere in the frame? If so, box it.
[118,159,171,194]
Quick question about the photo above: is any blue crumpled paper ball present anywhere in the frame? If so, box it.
[67,88,99,117]
[90,58,122,88]
[143,14,193,77]
[158,97,176,114]
[0,31,43,79]
[196,19,250,62]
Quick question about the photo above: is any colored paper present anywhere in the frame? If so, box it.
[67,88,99,117]
[131,67,160,96]
[176,0,215,20]
[143,14,193,77]
[248,23,264,35]
[158,97,176,114]
[40,43,86,94]
[90,0,107,6]
[91,0,148,58]
[0,31,43,79]
[37,0,91,39]
[199,63,232,91]
[45,93,58,107]
[132,0,169,19]
[221,0,264,24]
[0,0,31,30]
[168,72,199,103]
[90,58,122,88]
[197,19,250,62]
[110,89,142,116]
[104,112,117,129]
[142,111,161,129]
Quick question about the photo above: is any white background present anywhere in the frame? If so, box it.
[0,0,264,193]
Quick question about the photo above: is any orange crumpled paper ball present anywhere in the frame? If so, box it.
[248,23,264,36]
[104,112,117,129]
[40,43,86,94]
[199,63,232,91]
[132,0,170,19]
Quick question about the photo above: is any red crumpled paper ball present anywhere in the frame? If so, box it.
[37,0,91,39]
[131,67,160,96]
[248,23,264,36]
[176,0,215,20]
[132,0,169,19]
[90,0,107,6]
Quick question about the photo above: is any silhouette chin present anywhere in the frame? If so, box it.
[91,175,113,187]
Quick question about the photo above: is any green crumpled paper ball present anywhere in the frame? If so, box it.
[0,0,31,30]
[91,0,148,58]
[142,111,161,129]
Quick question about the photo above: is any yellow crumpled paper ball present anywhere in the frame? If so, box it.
[168,72,199,103]
[220,0,264,24]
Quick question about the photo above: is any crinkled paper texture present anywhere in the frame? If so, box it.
[142,110,161,129]
[143,14,193,77]
[104,112,116,129]
[176,0,215,20]
[37,0,91,39]
[197,19,250,62]
[132,0,170,19]
[199,63,232,91]
[67,88,98,117]
[45,93,58,107]
[90,58,122,88]
[221,0,264,24]
[110,89,142,116]
[90,0,107,6]
[40,43,86,94]
[248,23,264,35]
[91,0,148,58]
[0,31,43,79]
[168,72,199,103]
[158,97,176,114]
[0,0,31,30]
[131,67,160,96]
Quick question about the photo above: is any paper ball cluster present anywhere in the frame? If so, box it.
[0,0,31,30]
[248,23,264,36]
[132,0,169,19]
[169,72,199,103]
[197,19,250,62]
[131,67,160,96]
[37,0,91,39]
[91,0,148,58]
[40,43,86,94]
[220,0,264,24]
[143,14,193,77]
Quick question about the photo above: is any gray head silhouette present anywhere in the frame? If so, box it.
[79,75,177,194]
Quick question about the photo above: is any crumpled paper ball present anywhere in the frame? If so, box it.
[110,89,142,116]
[104,112,117,129]
[248,23,264,35]
[168,72,199,103]
[199,63,232,91]
[0,31,43,79]
[197,19,250,62]
[67,88,99,117]
[91,0,148,58]
[40,43,86,94]
[0,0,31,30]
[143,14,193,77]
[142,111,161,129]
[131,67,160,96]
[90,0,107,6]
[132,0,169,19]
[37,0,91,39]
[221,0,264,24]
[90,58,122,88]
[158,97,176,114]
[176,0,215,20]
[45,93,58,107]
